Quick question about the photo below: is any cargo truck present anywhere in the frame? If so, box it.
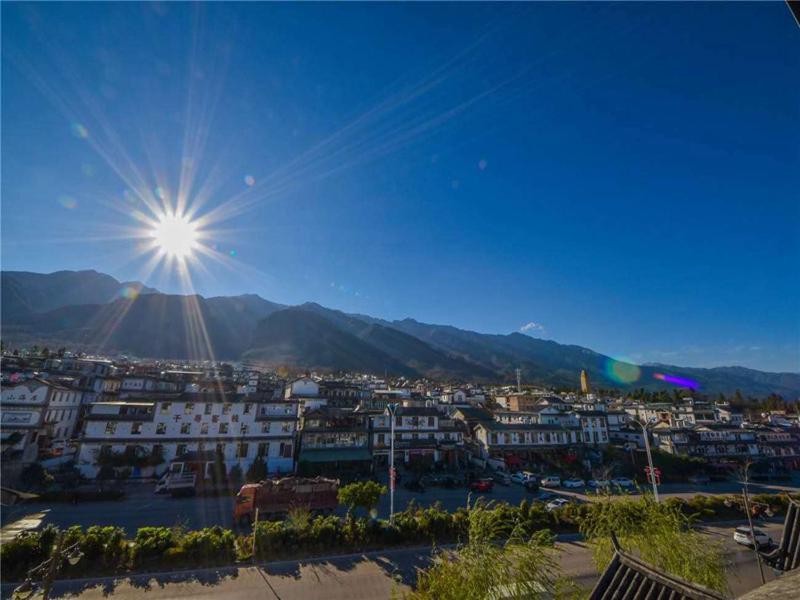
[234,476,339,524]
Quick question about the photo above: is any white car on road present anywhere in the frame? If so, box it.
[540,476,561,487]
[545,498,570,512]
[733,526,773,548]
[563,478,585,489]
[611,477,634,488]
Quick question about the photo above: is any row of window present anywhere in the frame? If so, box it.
[103,420,294,436]
[46,409,75,422]
[97,441,294,460]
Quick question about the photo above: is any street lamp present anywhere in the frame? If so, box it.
[633,418,660,502]
[387,402,399,522]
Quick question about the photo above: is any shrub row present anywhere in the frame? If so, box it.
[2,492,796,582]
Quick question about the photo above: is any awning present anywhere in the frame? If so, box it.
[298,448,373,463]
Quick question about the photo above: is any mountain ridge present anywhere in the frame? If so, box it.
[1,270,797,397]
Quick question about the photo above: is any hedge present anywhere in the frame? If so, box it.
[2,492,796,582]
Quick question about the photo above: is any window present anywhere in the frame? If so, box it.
[257,442,269,457]
[184,403,194,415]
[176,444,187,457]
[237,443,249,458]
[232,414,239,423]
[281,422,292,433]
[243,403,252,414]
[161,402,171,414]
[131,422,142,435]
[216,442,226,455]
[280,442,292,458]
[105,422,117,435]
[261,422,270,434]
[222,403,231,415]
[219,423,229,434]
[428,416,435,427]
[156,423,166,435]
[200,423,209,435]
[204,403,212,415]
[490,433,498,444]
[377,433,385,446]
[240,424,249,435]
[179,423,190,434]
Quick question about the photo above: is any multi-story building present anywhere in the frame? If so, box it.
[1,379,82,462]
[296,407,371,475]
[76,391,298,478]
[370,406,464,468]
[472,420,581,465]
[651,423,799,462]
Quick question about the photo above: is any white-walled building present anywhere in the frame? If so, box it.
[77,392,298,478]
[1,379,82,462]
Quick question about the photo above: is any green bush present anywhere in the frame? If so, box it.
[132,527,177,565]
[179,526,236,564]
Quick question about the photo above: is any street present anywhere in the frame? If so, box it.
[0,522,784,599]
[2,477,797,533]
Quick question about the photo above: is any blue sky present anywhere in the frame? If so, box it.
[2,3,798,372]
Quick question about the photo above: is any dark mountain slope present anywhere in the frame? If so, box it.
[1,270,156,319]
[242,308,416,376]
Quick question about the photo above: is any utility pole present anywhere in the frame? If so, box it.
[739,461,766,585]
[387,402,398,522]
[515,368,521,393]
[634,419,659,502]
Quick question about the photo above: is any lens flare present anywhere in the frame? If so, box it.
[151,212,198,259]
[119,285,140,300]
[653,373,699,389]
[58,195,77,209]
[605,357,641,384]
[244,174,255,186]
[70,122,89,139]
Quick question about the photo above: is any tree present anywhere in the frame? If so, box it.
[337,480,387,519]
[228,464,244,489]
[245,459,268,483]
[580,494,727,594]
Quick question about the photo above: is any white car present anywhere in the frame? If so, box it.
[611,477,634,488]
[540,476,561,487]
[588,479,610,488]
[563,478,585,488]
[733,526,773,548]
[545,498,570,512]
[510,472,530,485]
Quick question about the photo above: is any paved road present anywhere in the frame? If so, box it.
[0,523,783,599]
[2,477,797,534]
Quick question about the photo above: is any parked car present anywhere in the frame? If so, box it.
[521,471,538,483]
[733,526,773,548]
[540,476,561,488]
[611,477,634,488]
[492,472,511,485]
[524,480,540,493]
[563,478,585,489]
[469,479,494,493]
[588,479,610,489]
[688,474,710,485]
[545,498,570,512]
[511,472,531,485]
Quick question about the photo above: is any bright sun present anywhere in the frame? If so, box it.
[152,213,198,259]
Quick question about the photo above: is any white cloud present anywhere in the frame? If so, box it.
[519,322,545,334]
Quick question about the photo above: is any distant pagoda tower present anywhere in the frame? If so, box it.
[580,369,592,395]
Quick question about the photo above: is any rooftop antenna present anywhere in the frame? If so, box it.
[516,368,522,393]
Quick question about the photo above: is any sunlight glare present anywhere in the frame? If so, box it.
[151,212,198,259]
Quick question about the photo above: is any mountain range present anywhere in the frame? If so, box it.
[2,270,798,398]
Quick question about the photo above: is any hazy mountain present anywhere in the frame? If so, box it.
[1,270,157,318]
[2,269,798,397]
